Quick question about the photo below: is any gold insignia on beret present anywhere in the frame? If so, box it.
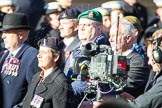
[88,12,94,19]
[62,13,67,18]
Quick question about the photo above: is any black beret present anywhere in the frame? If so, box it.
[59,8,81,20]
[38,36,64,52]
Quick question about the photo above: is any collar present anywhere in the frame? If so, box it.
[39,67,62,84]
[122,48,133,56]
[39,67,55,80]
[63,36,76,47]
[40,71,44,80]
[10,43,25,56]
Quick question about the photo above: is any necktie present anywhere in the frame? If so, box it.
[1,53,14,73]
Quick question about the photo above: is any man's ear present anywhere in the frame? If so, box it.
[54,54,60,62]
[134,29,139,37]
[74,24,79,32]
[18,32,24,39]
[125,35,132,43]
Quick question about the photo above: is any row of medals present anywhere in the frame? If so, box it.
[3,63,19,77]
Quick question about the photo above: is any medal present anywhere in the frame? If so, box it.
[8,70,12,75]
[14,71,18,77]
[30,95,44,108]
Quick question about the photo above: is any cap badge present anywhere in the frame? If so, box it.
[88,12,94,19]
[62,13,67,18]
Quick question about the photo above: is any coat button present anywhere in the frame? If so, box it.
[6,80,10,84]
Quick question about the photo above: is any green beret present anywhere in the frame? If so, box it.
[124,16,142,32]
[78,10,102,23]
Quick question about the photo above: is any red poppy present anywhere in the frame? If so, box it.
[65,51,71,58]
[12,58,19,63]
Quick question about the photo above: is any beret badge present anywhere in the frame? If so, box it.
[62,13,67,18]
[88,12,94,19]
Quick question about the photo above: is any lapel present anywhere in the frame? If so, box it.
[0,50,9,71]
[145,70,162,92]
[28,73,41,101]
[144,70,156,92]
[126,51,134,59]
[0,51,9,79]
[65,38,80,62]
[1,44,30,80]
[65,37,80,52]
[36,67,62,95]
[14,44,30,59]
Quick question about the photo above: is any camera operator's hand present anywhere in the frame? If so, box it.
[93,101,102,108]
[120,92,135,102]
[80,101,102,108]
[80,101,93,108]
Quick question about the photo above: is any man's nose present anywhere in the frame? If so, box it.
[79,25,85,31]
[109,35,114,42]
[1,34,6,39]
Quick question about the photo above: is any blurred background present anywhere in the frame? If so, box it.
[45,0,156,18]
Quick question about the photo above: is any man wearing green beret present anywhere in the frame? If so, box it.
[66,10,110,97]
[77,10,109,45]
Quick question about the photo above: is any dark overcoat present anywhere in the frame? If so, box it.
[23,67,77,108]
[0,44,41,108]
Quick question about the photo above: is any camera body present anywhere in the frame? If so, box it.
[73,42,127,83]
[72,42,128,102]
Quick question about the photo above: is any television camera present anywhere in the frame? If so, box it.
[72,42,128,107]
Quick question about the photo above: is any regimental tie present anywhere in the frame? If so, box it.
[1,53,14,73]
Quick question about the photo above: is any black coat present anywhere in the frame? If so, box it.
[23,67,78,108]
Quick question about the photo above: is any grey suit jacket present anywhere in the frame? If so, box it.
[129,71,162,108]
[123,51,149,98]
[64,37,80,82]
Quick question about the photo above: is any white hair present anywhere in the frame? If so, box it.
[111,18,135,40]
[120,18,135,39]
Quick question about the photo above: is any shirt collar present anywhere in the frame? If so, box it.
[122,48,133,56]
[63,36,76,47]
[11,43,25,56]
[40,71,44,80]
